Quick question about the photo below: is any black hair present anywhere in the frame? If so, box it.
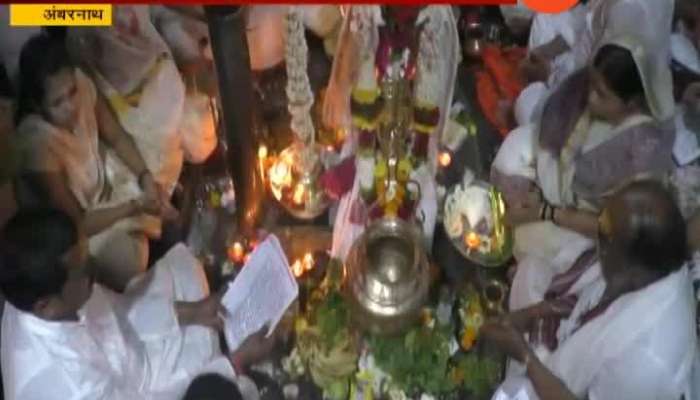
[0,209,77,312]
[15,32,74,124]
[593,44,645,104]
[614,180,688,274]
[182,374,243,400]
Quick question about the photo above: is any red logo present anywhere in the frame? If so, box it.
[524,0,578,13]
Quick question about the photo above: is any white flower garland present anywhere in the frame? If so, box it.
[285,8,315,144]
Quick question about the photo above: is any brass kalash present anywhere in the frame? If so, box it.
[344,70,431,336]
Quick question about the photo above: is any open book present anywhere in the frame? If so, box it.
[221,235,298,351]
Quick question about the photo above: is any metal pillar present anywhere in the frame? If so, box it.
[206,6,263,237]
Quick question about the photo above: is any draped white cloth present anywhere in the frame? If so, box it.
[494,266,697,400]
[1,244,237,400]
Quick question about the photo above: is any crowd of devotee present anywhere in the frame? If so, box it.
[0,2,699,399]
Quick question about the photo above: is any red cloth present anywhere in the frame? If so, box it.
[320,156,356,201]
[476,45,527,138]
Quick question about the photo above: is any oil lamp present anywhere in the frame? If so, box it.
[268,143,330,220]
[439,151,452,168]
[465,232,481,250]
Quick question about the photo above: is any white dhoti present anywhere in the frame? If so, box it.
[1,244,237,400]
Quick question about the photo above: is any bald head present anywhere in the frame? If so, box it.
[604,180,687,274]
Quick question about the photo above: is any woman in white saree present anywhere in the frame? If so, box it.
[15,34,170,291]
[66,5,186,199]
[492,34,677,312]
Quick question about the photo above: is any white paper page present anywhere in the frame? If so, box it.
[221,234,298,351]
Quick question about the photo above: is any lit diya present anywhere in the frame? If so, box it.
[443,173,512,267]
[268,143,330,220]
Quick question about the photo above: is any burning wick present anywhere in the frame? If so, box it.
[228,242,245,264]
[439,151,452,168]
[291,253,315,278]
[302,253,314,271]
[258,145,268,181]
[292,260,305,278]
[258,145,268,160]
[293,183,305,206]
[271,162,291,187]
[465,232,481,250]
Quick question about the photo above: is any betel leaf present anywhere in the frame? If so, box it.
[369,326,456,395]
[452,353,501,399]
[314,290,351,350]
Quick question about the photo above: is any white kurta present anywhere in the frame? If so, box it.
[495,266,697,400]
[1,244,235,400]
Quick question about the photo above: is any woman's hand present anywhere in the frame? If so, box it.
[505,189,543,226]
[138,171,179,219]
[481,318,530,363]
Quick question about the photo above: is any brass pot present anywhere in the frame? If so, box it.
[344,218,430,335]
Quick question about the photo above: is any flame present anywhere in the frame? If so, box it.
[302,253,314,271]
[291,259,305,278]
[293,183,305,205]
[465,232,481,250]
[228,242,245,263]
[438,151,452,168]
[270,162,291,187]
[258,145,268,159]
